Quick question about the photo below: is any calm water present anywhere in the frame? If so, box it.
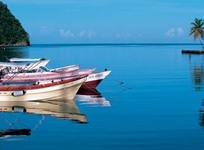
[1,44,204,150]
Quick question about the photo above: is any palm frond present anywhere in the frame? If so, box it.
[190,18,204,41]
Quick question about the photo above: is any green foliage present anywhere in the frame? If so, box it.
[190,18,204,49]
[0,1,30,46]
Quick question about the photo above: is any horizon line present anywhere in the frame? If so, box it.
[31,42,201,45]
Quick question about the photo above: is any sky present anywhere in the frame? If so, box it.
[1,0,204,44]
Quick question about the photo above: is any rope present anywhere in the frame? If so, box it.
[1,113,29,129]
[33,115,45,131]
[0,112,45,137]
[105,77,132,92]
[0,113,29,137]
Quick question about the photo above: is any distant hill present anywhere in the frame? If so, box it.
[0,1,30,46]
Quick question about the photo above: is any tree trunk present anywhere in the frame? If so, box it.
[199,38,204,49]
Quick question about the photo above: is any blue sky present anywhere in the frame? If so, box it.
[2,0,204,44]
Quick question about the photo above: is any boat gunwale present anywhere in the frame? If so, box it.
[0,75,87,91]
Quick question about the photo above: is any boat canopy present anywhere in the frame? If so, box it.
[9,57,46,62]
[0,62,29,67]
[0,59,50,71]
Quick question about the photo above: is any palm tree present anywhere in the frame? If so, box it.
[189,18,204,49]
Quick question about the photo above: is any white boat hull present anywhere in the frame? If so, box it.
[0,77,87,101]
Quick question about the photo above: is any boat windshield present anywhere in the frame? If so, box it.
[39,66,50,72]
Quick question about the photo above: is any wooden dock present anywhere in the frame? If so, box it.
[181,50,204,54]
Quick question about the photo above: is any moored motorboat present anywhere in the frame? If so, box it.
[1,67,111,89]
[0,75,87,101]
[0,67,96,82]
[80,70,111,89]
[0,57,111,89]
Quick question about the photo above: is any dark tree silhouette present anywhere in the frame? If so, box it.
[0,1,30,46]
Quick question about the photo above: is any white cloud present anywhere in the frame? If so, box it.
[166,27,185,37]
[166,28,175,37]
[115,33,135,38]
[88,31,95,38]
[177,27,184,36]
[59,29,74,37]
[78,31,86,37]
[59,29,96,38]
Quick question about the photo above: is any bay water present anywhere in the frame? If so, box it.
[0,44,204,150]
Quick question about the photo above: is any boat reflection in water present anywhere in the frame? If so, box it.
[75,88,111,107]
[0,98,87,124]
[0,97,87,138]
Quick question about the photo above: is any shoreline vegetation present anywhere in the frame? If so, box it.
[0,2,30,47]
[180,18,204,54]
[187,18,204,53]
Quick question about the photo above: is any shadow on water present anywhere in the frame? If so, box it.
[0,47,28,61]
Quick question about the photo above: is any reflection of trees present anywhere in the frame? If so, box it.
[199,113,204,127]
[191,64,204,91]
[199,100,204,127]
[0,47,28,61]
